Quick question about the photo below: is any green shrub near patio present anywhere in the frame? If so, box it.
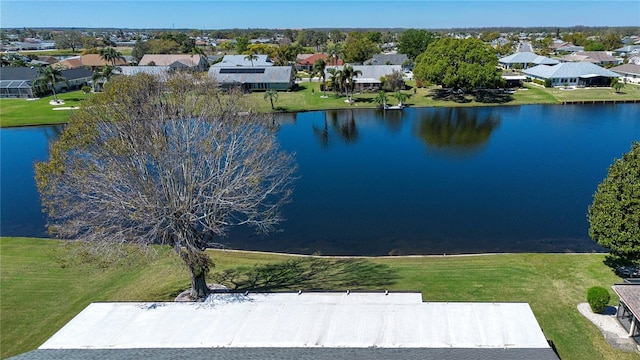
[587,286,611,313]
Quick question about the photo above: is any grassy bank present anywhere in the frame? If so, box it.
[1,237,636,360]
[0,91,86,127]
[3,83,638,128]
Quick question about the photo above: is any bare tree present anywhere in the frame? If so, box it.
[36,73,297,300]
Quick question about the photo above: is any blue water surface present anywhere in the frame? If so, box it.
[1,104,638,255]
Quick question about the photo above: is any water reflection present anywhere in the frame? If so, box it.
[312,110,359,147]
[414,107,501,155]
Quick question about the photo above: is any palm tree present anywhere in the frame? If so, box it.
[374,90,389,108]
[264,89,278,110]
[327,67,340,95]
[33,66,67,101]
[341,65,362,102]
[244,51,259,67]
[99,47,125,66]
[313,58,327,96]
[92,65,119,92]
[393,91,409,107]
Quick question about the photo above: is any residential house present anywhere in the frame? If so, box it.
[58,54,128,70]
[559,51,623,67]
[0,67,92,98]
[612,284,639,345]
[325,65,402,92]
[211,54,274,67]
[12,292,560,360]
[138,54,208,71]
[498,52,559,69]
[611,63,640,84]
[208,66,295,91]
[555,45,584,54]
[116,66,172,77]
[364,54,409,67]
[613,45,640,57]
[296,54,338,72]
[523,62,620,87]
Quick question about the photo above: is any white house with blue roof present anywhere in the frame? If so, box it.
[523,62,620,87]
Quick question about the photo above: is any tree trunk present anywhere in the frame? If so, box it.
[189,264,210,300]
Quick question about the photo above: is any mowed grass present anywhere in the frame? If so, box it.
[0,91,87,128]
[1,237,637,360]
[245,81,639,113]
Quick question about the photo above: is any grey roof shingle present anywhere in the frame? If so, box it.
[365,54,409,66]
[611,63,640,76]
[9,347,560,360]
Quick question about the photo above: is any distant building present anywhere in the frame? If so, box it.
[295,53,342,72]
[14,292,560,360]
[364,54,409,67]
[58,54,128,70]
[559,51,622,67]
[524,62,620,87]
[138,54,208,71]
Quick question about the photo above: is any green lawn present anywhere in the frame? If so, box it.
[245,81,639,113]
[1,237,637,360]
[2,83,638,127]
[0,91,87,128]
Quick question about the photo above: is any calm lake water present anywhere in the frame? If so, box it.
[1,104,639,255]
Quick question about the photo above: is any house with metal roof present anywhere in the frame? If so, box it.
[498,52,559,69]
[523,62,620,87]
[138,54,208,71]
[208,66,295,91]
[10,292,560,360]
[211,54,274,67]
[324,65,402,92]
[612,284,640,345]
[611,63,640,84]
[0,67,92,98]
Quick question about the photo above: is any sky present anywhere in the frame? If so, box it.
[1,0,639,30]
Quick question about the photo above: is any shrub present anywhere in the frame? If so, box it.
[544,78,553,88]
[587,286,610,313]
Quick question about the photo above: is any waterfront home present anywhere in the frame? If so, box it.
[324,65,402,92]
[523,62,620,87]
[208,66,295,91]
[0,66,92,98]
[611,63,640,84]
[15,292,560,360]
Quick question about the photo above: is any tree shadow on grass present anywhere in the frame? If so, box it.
[429,89,472,103]
[211,257,398,291]
[473,90,514,104]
